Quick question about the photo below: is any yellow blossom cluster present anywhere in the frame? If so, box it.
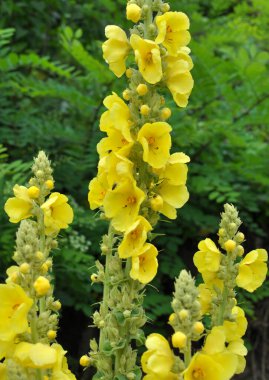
[2,152,75,379]
[88,2,192,285]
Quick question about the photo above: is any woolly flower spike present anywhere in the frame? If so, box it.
[0,284,33,342]
[4,185,33,223]
[141,333,177,380]
[137,122,172,169]
[155,12,191,56]
[41,192,73,235]
[130,34,162,84]
[130,243,158,284]
[102,25,130,77]
[236,249,268,292]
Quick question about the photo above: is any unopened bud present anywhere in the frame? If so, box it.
[178,309,189,320]
[136,84,148,96]
[126,3,142,23]
[47,330,57,340]
[19,263,30,274]
[123,89,131,101]
[150,195,163,211]
[161,107,171,120]
[27,186,40,199]
[193,321,204,334]
[80,355,91,367]
[45,180,54,190]
[224,239,236,252]
[34,276,51,296]
[140,104,150,116]
[172,331,187,349]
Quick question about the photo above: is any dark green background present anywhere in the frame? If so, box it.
[0,0,268,379]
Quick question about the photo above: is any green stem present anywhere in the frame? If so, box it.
[144,0,153,39]
[184,339,192,367]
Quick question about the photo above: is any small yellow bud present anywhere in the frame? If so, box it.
[45,260,52,269]
[126,3,142,23]
[101,244,109,254]
[99,320,105,328]
[193,321,204,334]
[237,245,244,257]
[161,107,172,120]
[43,376,49,380]
[47,330,57,340]
[168,313,176,323]
[150,195,163,211]
[52,300,62,311]
[34,276,51,296]
[19,263,30,274]
[140,104,150,116]
[45,180,54,190]
[224,239,236,252]
[35,251,44,260]
[123,89,131,101]
[36,170,44,178]
[162,3,170,12]
[80,355,91,367]
[235,232,245,243]
[41,263,49,274]
[10,272,19,283]
[27,186,40,198]
[218,228,225,237]
[91,273,99,283]
[126,68,133,78]
[172,331,187,349]
[178,309,189,320]
[136,84,148,96]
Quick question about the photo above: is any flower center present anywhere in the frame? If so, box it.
[145,51,153,64]
[127,196,136,205]
[148,136,155,145]
[167,26,173,33]
[131,229,139,240]
[192,368,205,380]
[121,138,128,145]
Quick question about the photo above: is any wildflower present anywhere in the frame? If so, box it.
[13,342,57,368]
[130,243,158,284]
[155,12,191,56]
[5,266,20,284]
[142,333,177,380]
[41,192,73,235]
[4,185,33,223]
[193,238,221,274]
[130,35,162,84]
[236,249,268,292]
[137,122,172,168]
[118,216,152,258]
[100,93,133,142]
[102,26,130,77]
[103,179,145,231]
[97,129,134,159]
[165,51,194,107]
[88,173,109,210]
[0,284,33,341]
[223,306,248,342]
[126,4,142,23]
[227,339,247,374]
[51,344,77,379]
[99,152,134,187]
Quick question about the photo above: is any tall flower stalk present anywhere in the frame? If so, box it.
[83,0,194,378]
[2,151,76,380]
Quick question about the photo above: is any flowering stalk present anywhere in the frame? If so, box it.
[142,204,268,380]
[2,151,75,379]
[83,0,194,378]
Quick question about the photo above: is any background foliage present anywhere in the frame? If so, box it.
[0,0,268,379]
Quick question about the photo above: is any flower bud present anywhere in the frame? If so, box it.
[150,195,163,211]
[52,300,61,311]
[123,89,131,101]
[80,355,91,367]
[19,263,30,274]
[41,263,49,274]
[237,245,244,257]
[161,3,170,12]
[161,107,171,120]
[34,276,51,296]
[224,239,236,252]
[136,84,148,96]
[126,4,142,23]
[172,331,187,349]
[140,104,150,116]
[35,251,44,261]
[126,68,133,78]
[45,180,54,190]
[235,232,245,243]
[193,321,204,334]
[47,330,57,340]
[27,186,40,199]
[169,313,176,323]
[91,273,99,283]
[218,228,225,237]
[178,309,189,320]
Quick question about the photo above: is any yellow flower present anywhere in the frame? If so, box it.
[156,152,190,186]
[41,192,73,235]
[118,216,152,258]
[0,284,33,341]
[236,249,268,292]
[88,173,109,210]
[100,92,133,142]
[130,243,158,284]
[97,129,134,159]
[0,362,6,379]
[99,152,134,188]
[103,179,145,231]
[223,306,248,342]
[227,339,247,374]
[4,185,33,223]
[165,51,194,107]
[102,26,130,77]
[51,344,77,379]
[142,333,177,380]
[193,238,221,274]
[130,34,162,84]
[155,12,191,56]
[5,266,20,284]
[137,122,172,168]
[13,342,57,369]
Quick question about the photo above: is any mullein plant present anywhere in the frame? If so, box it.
[84,0,193,379]
[1,151,76,380]
[142,204,268,380]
